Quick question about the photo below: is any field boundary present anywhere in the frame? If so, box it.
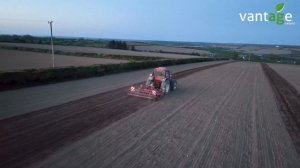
[0,46,165,61]
[0,58,228,91]
[261,63,300,155]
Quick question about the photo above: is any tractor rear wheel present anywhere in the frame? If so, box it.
[165,82,170,94]
[162,80,170,94]
[171,80,177,91]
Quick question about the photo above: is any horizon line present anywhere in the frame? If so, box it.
[0,33,299,47]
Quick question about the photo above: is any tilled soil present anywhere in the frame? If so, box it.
[0,61,231,168]
[29,62,299,168]
[261,63,300,154]
[267,63,300,92]
[0,60,228,120]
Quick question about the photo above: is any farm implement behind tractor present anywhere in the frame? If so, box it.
[128,85,164,100]
[128,67,177,100]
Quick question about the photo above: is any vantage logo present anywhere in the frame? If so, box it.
[239,3,295,25]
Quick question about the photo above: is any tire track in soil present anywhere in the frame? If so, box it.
[178,64,248,168]
[0,61,233,168]
[103,64,235,168]
[250,68,259,168]
[261,63,300,155]
[94,63,299,168]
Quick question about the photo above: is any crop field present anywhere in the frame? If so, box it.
[201,44,294,55]
[0,61,299,168]
[0,49,128,71]
[0,42,201,59]
[230,46,292,55]
[132,45,211,55]
[188,43,300,57]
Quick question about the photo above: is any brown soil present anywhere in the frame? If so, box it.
[30,62,300,168]
[0,61,231,168]
[261,63,300,154]
[267,63,300,92]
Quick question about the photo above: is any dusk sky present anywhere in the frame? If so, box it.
[0,0,299,45]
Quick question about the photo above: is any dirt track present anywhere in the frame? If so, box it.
[1,62,299,168]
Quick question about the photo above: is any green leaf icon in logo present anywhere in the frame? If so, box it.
[276,3,285,12]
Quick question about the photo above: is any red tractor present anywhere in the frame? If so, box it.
[128,67,177,100]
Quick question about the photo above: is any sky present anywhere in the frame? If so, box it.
[0,0,299,45]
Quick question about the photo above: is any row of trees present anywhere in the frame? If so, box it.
[0,35,39,43]
[107,40,128,50]
[0,35,107,47]
[0,35,130,49]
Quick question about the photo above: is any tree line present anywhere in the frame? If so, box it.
[106,40,128,50]
[0,35,130,50]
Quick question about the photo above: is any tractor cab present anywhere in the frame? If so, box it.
[153,67,171,78]
[152,67,171,89]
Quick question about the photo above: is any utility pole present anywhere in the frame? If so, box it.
[249,54,251,63]
[48,21,55,68]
